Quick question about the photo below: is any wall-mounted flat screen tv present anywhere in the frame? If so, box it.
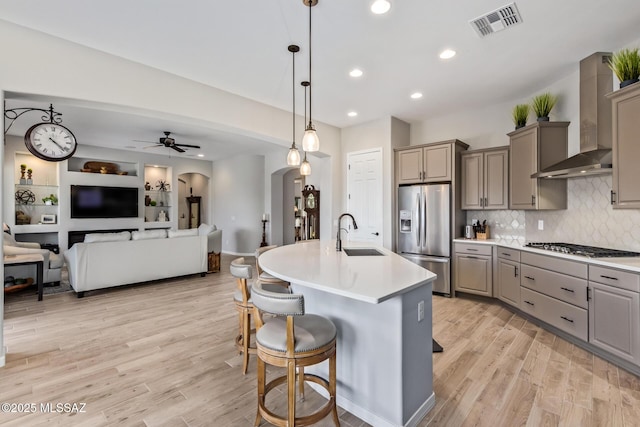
[71,185,138,218]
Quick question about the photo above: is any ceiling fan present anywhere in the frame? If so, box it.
[136,131,201,153]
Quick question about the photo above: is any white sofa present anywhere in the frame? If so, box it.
[64,228,209,297]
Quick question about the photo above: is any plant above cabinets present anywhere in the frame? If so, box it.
[531,92,558,122]
[608,47,640,89]
[512,104,530,129]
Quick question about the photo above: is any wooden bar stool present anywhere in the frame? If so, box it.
[255,245,290,288]
[230,257,256,375]
[251,280,340,427]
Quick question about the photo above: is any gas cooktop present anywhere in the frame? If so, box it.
[525,242,640,258]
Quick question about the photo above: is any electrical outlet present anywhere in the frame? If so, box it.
[418,300,425,322]
[538,220,544,230]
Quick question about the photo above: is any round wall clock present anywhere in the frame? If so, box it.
[24,122,77,161]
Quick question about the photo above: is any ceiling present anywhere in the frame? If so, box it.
[2,0,640,160]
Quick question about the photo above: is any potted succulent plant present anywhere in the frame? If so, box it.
[608,48,640,89]
[531,92,558,121]
[512,104,530,129]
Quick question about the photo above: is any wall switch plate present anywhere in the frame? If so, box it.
[418,300,425,322]
[538,220,544,230]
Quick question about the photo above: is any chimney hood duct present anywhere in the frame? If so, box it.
[532,52,613,179]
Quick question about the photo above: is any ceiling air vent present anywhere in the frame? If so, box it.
[470,2,523,38]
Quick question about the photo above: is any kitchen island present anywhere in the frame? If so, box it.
[259,241,437,427]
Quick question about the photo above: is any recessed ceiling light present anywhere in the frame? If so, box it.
[410,92,423,99]
[197,154,205,157]
[348,111,358,117]
[371,0,391,14]
[439,49,456,59]
[349,68,363,78]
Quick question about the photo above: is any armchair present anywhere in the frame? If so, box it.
[3,232,63,285]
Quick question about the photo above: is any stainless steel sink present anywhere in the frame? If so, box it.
[343,248,385,256]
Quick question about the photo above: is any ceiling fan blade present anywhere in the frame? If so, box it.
[171,145,186,153]
[175,143,201,149]
[133,139,157,144]
[143,144,163,149]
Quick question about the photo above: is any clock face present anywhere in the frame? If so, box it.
[24,122,77,161]
[306,194,316,209]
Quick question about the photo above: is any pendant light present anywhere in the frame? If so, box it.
[300,80,311,176]
[286,45,301,166]
[301,0,320,152]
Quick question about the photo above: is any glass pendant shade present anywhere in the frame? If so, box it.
[300,155,311,176]
[302,126,320,152]
[287,144,301,166]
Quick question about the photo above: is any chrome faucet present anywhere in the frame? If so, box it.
[336,213,358,251]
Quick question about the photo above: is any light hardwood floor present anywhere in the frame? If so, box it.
[1,254,640,426]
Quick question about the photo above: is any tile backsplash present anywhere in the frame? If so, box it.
[466,175,640,251]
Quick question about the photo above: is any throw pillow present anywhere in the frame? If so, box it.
[131,229,167,241]
[84,231,131,243]
[198,223,215,236]
[167,229,198,238]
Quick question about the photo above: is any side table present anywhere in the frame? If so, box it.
[4,254,44,301]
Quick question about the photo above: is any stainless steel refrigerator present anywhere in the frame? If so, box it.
[397,184,451,295]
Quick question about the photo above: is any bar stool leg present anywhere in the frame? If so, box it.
[254,357,265,427]
[237,311,244,355]
[298,366,305,401]
[242,308,251,375]
[288,360,297,426]
[330,350,340,426]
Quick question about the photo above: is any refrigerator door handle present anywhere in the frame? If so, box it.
[415,193,421,247]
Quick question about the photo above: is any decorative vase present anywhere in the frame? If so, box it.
[620,78,639,89]
[145,195,151,206]
[19,178,26,185]
[537,116,550,122]
[515,123,526,130]
[26,179,32,185]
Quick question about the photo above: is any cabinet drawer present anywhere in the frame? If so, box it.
[520,287,588,341]
[454,242,492,256]
[589,265,640,293]
[520,264,588,309]
[498,247,520,262]
[521,251,587,279]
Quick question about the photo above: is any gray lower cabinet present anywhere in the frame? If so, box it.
[588,265,640,365]
[454,242,492,297]
[519,252,588,341]
[497,247,520,307]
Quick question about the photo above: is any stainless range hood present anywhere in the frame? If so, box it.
[532,52,613,179]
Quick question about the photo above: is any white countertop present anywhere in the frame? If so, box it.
[453,238,640,273]
[258,240,436,304]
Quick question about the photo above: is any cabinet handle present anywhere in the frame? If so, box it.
[560,287,575,293]
[531,195,536,206]
[467,248,479,252]
[587,287,591,301]
[501,252,511,257]
[514,266,518,277]
[484,197,488,207]
[560,316,574,323]
[466,256,479,259]
[524,300,534,306]
[600,275,619,281]
[611,190,616,205]
[480,197,483,207]
[524,275,535,281]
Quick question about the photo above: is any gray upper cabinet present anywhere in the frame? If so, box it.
[608,84,640,208]
[461,147,508,210]
[508,122,569,210]
[396,143,451,184]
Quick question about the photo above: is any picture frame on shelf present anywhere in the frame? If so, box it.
[40,214,56,224]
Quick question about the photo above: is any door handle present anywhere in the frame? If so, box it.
[484,197,488,207]
[480,197,483,207]
[560,287,574,293]
[514,266,518,277]
[416,193,421,247]
[531,195,536,206]
[611,190,616,205]
[372,232,379,236]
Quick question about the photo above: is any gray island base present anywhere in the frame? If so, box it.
[259,241,436,427]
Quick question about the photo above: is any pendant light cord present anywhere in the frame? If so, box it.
[308,0,312,128]
[292,48,296,145]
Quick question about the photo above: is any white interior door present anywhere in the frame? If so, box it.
[347,148,383,245]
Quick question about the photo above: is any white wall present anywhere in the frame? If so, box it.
[212,154,265,255]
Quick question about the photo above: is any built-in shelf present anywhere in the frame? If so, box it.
[67,157,139,176]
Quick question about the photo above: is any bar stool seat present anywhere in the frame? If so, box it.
[252,281,340,427]
[255,245,290,287]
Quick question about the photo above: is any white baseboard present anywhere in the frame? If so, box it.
[308,383,435,427]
